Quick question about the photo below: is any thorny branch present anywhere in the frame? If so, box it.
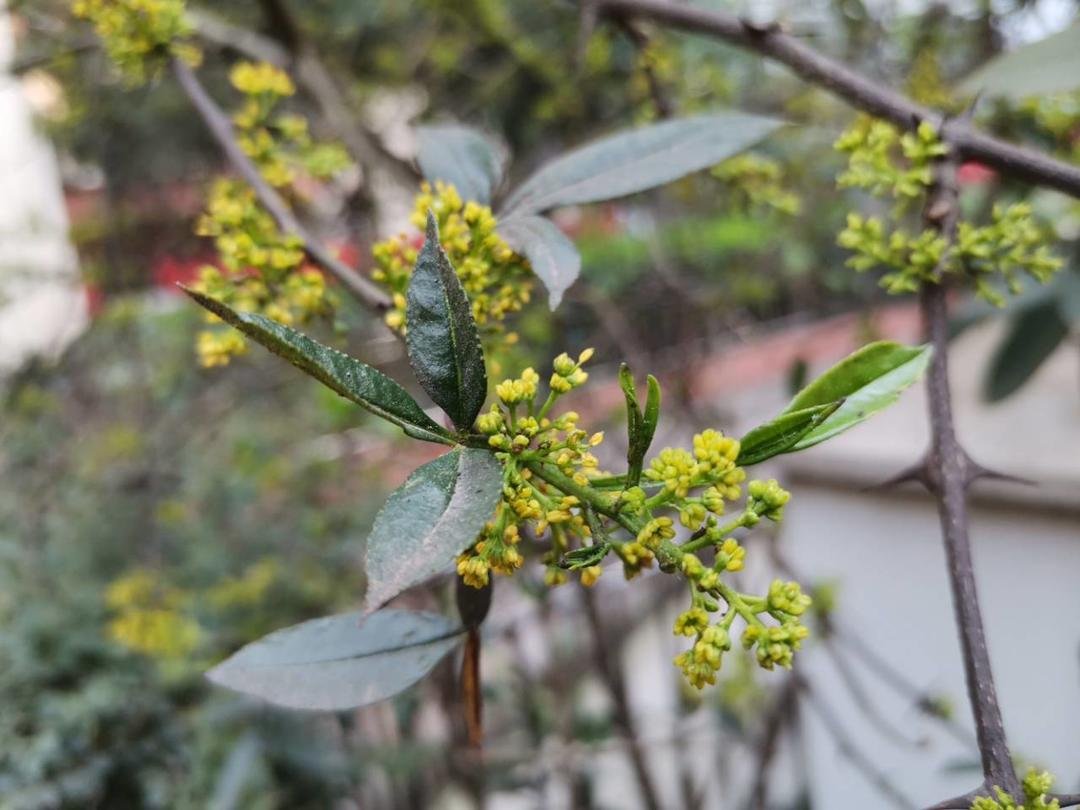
[588,0,1080,199]
[166,2,1080,799]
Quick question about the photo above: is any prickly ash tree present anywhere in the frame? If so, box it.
[74,2,1080,807]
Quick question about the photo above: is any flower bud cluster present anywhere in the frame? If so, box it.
[712,153,801,216]
[835,117,1062,303]
[74,0,200,85]
[372,182,533,344]
[191,62,349,366]
[971,768,1060,809]
[458,349,810,689]
[462,350,606,587]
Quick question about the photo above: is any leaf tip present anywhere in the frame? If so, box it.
[424,209,440,246]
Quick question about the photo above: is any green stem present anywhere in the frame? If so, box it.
[681,511,752,553]
[716,580,765,629]
[526,462,631,528]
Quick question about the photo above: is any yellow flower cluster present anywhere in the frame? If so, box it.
[456,515,525,588]
[74,0,200,84]
[192,62,349,366]
[712,153,801,216]
[675,625,732,688]
[207,558,280,609]
[460,349,808,690]
[971,769,1060,810]
[465,350,608,588]
[104,570,200,659]
[835,117,1062,303]
[741,622,810,671]
[372,182,533,341]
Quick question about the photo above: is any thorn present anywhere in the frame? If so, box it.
[739,16,779,36]
[863,460,929,492]
[923,786,986,810]
[961,92,982,123]
[964,455,1038,489]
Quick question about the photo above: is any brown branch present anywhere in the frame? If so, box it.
[170,58,392,312]
[589,0,1080,199]
[918,149,1020,798]
[1055,794,1080,808]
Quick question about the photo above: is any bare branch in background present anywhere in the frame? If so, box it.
[589,0,1080,199]
[579,585,664,810]
[795,674,919,810]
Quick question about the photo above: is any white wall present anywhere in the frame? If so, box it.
[0,4,86,377]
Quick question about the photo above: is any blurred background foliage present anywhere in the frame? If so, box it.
[3,0,1079,806]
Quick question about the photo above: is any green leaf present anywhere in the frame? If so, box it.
[784,341,932,450]
[619,365,661,486]
[363,448,503,612]
[406,213,488,430]
[183,288,452,445]
[958,25,1080,101]
[736,402,842,466]
[416,124,507,205]
[983,301,1069,402]
[206,609,463,710]
[559,543,611,571]
[497,214,581,309]
[501,111,784,215]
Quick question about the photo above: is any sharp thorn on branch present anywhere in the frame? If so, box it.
[923,785,987,810]
[963,457,1038,489]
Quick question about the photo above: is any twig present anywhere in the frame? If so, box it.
[795,673,919,809]
[587,0,1080,199]
[170,58,391,312]
[749,676,798,810]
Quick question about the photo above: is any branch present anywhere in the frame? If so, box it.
[170,58,391,312]
[749,676,798,810]
[918,154,1020,797]
[589,0,1080,199]
[795,674,919,809]
[188,8,419,204]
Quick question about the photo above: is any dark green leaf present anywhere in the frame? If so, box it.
[363,448,503,612]
[983,301,1068,402]
[959,25,1080,101]
[416,124,507,205]
[501,112,784,215]
[183,288,452,445]
[206,609,463,710]
[406,213,488,430]
[736,402,842,466]
[784,341,932,449]
[497,214,581,309]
